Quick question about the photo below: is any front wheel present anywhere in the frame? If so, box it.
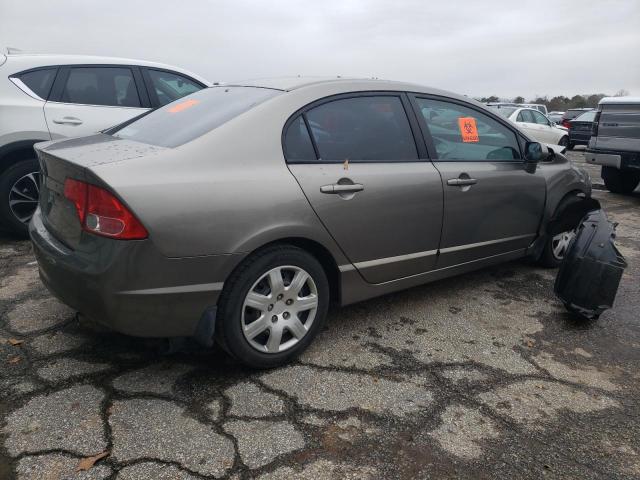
[538,230,576,268]
[216,245,329,368]
[0,158,41,237]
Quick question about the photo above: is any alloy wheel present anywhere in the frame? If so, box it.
[241,265,318,353]
[551,230,575,261]
[9,171,40,224]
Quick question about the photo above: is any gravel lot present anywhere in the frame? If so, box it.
[1,150,639,479]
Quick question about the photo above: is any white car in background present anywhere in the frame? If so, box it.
[518,103,548,115]
[488,106,569,147]
[0,49,210,235]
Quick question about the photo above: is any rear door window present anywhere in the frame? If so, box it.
[113,86,280,147]
[146,69,204,106]
[283,116,317,162]
[416,97,521,161]
[16,68,57,99]
[61,67,141,107]
[303,96,418,162]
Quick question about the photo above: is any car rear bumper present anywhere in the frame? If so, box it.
[585,151,622,169]
[29,209,243,338]
[585,149,640,171]
[569,132,590,144]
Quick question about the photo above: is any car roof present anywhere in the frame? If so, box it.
[599,96,640,105]
[225,76,477,103]
[2,50,212,86]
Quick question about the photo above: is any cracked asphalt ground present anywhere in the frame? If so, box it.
[1,150,639,479]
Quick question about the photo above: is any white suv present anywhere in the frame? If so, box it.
[0,49,210,235]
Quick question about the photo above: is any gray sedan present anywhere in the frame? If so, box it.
[30,78,592,367]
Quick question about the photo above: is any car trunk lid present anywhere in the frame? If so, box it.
[35,134,165,249]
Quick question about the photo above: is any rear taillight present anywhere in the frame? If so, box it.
[562,119,571,129]
[591,111,601,136]
[63,178,148,240]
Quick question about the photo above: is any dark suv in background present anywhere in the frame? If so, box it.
[586,97,640,194]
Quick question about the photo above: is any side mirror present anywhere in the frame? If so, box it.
[524,141,549,163]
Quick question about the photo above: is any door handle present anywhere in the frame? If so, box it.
[320,183,364,194]
[52,117,83,125]
[447,178,477,186]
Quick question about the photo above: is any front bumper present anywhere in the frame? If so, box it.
[30,210,243,338]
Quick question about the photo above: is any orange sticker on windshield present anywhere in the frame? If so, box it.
[458,117,479,142]
[167,99,199,113]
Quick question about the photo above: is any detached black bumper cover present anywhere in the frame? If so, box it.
[554,210,627,319]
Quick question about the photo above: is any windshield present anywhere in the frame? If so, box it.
[488,106,517,118]
[112,86,281,147]
[573,111,597,122]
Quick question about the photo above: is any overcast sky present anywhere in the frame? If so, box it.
[1,0,638,99]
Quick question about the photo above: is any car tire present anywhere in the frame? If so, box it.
[567,142,575,150]
[602,166,640,195]
[215,245,330,368]
[538,229,576,268]
[537,194,583,268]
[0,158,41,237]
[558,136,569,147]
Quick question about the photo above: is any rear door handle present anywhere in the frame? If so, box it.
[52,117,83,125]
[447,178,477,186]
[320,183,364,194]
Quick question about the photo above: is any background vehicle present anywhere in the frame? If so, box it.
[518,103,548,115]
[568,110,596,149]
[548,111,565,124]
[486,102,518,108]
[0,49,210,235]
[560,108,593,129]
[30,78,591,367]
[586,96,640,194]
[488,106,569,146]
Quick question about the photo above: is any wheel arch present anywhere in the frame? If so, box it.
[223,236,343,307]
[529,189,600,260]
[0,140,42,176]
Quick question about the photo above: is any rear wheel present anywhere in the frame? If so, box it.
[567,142,575,150]
[0,158,41,237]
[216,245,329,368]
[558,136,569,147]
[602,166,640,194]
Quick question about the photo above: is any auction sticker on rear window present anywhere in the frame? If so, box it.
[458,117,479,142]
[167,99,199,113]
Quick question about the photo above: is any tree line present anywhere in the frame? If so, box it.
[476,89,630,111]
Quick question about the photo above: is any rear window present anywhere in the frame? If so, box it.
[563,109,591,120]
[573,111,596,122]
[16,68,57,99]
[112,86,280,147]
